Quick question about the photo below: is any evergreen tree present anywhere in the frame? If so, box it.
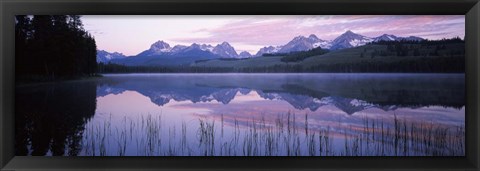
[16,15,97,81]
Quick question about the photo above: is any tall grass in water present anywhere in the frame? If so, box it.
[80,112,464,156]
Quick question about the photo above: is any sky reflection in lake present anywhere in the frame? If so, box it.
[16,73,465,156]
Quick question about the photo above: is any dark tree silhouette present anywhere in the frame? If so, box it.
[15,15,97,82]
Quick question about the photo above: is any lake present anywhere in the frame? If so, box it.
[15,73,465,156]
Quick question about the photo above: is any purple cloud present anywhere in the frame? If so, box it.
[172,15,464,46]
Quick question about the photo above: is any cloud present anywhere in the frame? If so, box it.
[172,15,464,45]
[83,15,465,55]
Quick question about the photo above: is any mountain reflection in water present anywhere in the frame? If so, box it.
[16,73,465,156]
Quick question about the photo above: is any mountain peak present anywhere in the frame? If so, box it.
[255,45,282,56]
[277,34,331,53]
[219,41,231,46]
[96,49,127,63]
[293,35,306,41]
[151,40,170,48]
[331,30,373,50]
[149,40,171,52]
[308,34,319,40]
[373,34,424,42]
[373,34,398,41]
[213,42,238,58]
[339,30,362,37]
[238,51,252,58]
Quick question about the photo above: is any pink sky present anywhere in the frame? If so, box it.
[82,15,465,56]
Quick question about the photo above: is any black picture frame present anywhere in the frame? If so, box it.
[1,0,479,170]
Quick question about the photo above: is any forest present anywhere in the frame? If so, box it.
[15,15,97,82]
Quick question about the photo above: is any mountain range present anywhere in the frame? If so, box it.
[136,41,240,58]
[97,50,127,63]
[96,85,397,115]
[98,30,424,66]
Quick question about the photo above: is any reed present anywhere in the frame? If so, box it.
[79,112,465,156]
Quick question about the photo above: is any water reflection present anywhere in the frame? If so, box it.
[15,73,465,156]
[96,73,465,114]
[15,81,97,156]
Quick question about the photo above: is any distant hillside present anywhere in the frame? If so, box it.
[190,38,464,73]
[99,38,464,73]
[106,30,427,67]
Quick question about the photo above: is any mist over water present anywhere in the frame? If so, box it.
[15,73,465,156]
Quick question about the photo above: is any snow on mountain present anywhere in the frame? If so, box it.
[255,46,282,56]
[373,34,399,42]
[330,30,373,50]
[96,50,127,63]
[135,40,241,58]
[169,43,219,58]
[200,44,215,52]
[137,40,172,56]
[150,40,171,52]
[256,90,395,114]
[255,31,425,55]
[313,41,332,49]
[277,36,313,53]
[169,42,239,58]
[238,51,253,58]
[212,42,239,58]
[373,34,424,42]
[277,34,331,53]
[170,45,188,53]
[123,31,425,64]
[254,33,333,56]
[179,43,207,53]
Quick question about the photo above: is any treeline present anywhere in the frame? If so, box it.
[364,37,465,58]
[99,56,464,73]
[280,47,330,62]
[16,15,97,82]
[301,56,464,73]
[232,56,463,73]
[369,37,464,45]
[194,57,250,64]
[97,63,235,73]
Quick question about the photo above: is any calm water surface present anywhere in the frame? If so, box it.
[15,73,465,156]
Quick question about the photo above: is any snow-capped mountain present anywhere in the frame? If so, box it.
[173,43,209,54]
[330,30,374,50]
[255,31,425,55]
[173,43,215,54]
[135,40,239,58]
[96,50,127,63]
[114,31,427,66]
[255,46,282,56]
[278,34,332,53]
[137,40,172,56]
[373,34,399,42]
[257,91,325,111]
[170,45,188,53]
[212,42,239,58]
[373,34,424,42]
[257,91,396,115]
[169,43,219,58]
[238,51,253,58]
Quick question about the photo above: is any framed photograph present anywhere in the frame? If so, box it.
[1,0,479,170]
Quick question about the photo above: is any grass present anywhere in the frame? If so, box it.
[80,112,465,156]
